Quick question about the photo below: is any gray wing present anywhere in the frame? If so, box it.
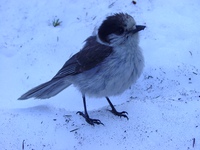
[52,36,113,79]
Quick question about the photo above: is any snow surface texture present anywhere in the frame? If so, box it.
[1,0,200,149]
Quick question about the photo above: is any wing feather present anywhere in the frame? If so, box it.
[52,36,113,79]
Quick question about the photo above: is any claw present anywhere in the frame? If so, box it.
[106,97,129,120]
[77,111,104,126]
[108,109,129,120]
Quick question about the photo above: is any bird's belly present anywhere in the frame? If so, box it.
[72,54,144,97]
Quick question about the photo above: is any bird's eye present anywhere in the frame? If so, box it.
[115,27,124,35]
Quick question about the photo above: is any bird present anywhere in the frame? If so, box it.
[18,13,145,125]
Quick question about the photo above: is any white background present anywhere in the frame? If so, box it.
[1,0,200,149]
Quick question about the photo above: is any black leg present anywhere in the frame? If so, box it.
[106,97,129,120]
[77,95,104,125]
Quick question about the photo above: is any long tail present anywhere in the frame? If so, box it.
[18,79,71,100]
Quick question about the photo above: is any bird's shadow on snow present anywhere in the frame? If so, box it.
[14,104,56,114]
[11,104,123,128]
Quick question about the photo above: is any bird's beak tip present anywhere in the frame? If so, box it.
[136,25,146,30]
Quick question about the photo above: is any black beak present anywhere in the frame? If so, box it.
[132,25,146,34]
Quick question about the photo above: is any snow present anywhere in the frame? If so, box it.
[1,0,200,149]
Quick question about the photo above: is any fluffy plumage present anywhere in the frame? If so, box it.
[18,13,145,125]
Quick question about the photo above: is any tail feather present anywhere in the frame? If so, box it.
[18,79,71,100]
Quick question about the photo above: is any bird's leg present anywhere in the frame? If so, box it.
[106,97,129,120]
[77,95,104,125]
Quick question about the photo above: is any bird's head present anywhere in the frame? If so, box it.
[98,13,145,46]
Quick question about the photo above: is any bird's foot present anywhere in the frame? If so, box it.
[77,111,104,126]
[109,109,129,120]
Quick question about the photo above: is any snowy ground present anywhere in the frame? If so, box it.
[1,0,200,149]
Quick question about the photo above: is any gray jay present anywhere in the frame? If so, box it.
[18,13,145,125]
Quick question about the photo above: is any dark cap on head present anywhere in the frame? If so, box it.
[98,13,128,43]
